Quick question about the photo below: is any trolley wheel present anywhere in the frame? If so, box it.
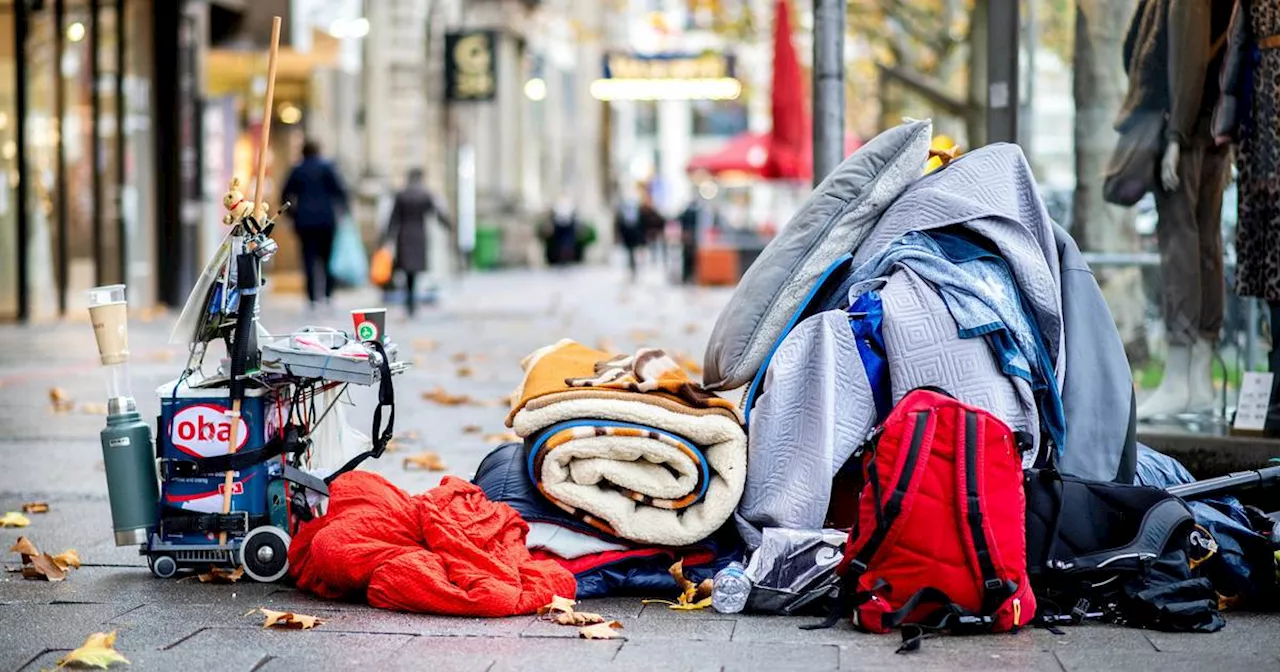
[149,554,178,579]
[239,526,291,582]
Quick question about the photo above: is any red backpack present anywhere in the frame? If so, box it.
[810,388,1035,647]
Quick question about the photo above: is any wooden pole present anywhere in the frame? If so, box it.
[221,17,281,546]
[253,16,282,210]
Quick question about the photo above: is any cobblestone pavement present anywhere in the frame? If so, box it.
[1,265,1278,671]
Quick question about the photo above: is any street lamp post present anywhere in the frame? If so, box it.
[812,0,845,186]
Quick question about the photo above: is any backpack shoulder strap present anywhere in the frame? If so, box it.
[1069,497,1193,570]
[960,409,1017,614]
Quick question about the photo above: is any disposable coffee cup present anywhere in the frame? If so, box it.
[351,308,387,342]
[87,285,130,366]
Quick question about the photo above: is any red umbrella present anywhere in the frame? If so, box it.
[686,0,858,180]
[763,0,809,180]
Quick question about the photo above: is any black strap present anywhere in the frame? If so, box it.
[803,412,931,632]
[325,339,396,484]
[886,587,994,654]
[282,464,329,497]
[165,426,308,477]
[963,410,1017,615]
[846,410,930,579]
[161,510,262,535]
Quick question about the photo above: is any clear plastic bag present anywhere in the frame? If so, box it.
[743,528,848,615]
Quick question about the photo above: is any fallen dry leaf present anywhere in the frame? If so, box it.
[21,502,49,514]
[0,511,30,528]
[450,352,469,363]
[456,366,474,378]
[579,621,624,640]
[49,387,74,413]
[78,402,110,415]
[144,349,176,362]
[462,425,483,434]
[9,536,79,581]
[402,451,448,471]
[684,322,700,334]
[10,536,39,557]
[483,432,520,445]
[58,630,129,668]
[52,549,82,571]
[198,565,244,584]
[412,338,439,351]
[255,608,324,630]
[422,386,476,406]
[538,595,578,617]
[552,611,606,626]
[24,552,69,582]
[642,559,714,610]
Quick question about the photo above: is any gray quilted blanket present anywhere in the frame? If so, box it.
[739,270,1036,545]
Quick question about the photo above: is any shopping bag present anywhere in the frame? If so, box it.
[329,217,369,288]
[370,246,394,287]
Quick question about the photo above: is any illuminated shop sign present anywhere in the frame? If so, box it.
[445,31,497,102]
[592,52,741,101]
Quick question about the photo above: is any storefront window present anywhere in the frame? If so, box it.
[0,2,17,321]
[24,2,59,320]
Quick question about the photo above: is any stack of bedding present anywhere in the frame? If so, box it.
[505,340,747,547]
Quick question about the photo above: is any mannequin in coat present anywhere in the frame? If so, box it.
[1118,0,1234,420]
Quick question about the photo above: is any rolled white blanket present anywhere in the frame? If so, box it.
[515,397,747,547]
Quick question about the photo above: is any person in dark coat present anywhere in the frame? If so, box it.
[677,197,715,285]
[544,196,579,267]
[382,168,452,317]
[614,191,663,281]
[282,139,349,310]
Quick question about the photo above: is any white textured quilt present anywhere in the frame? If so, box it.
[514,398,747,547]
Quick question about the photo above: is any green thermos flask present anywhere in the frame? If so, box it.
[101,406,159,546]
[88,284,159,546]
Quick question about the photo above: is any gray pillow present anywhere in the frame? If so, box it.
[702,120,933,391]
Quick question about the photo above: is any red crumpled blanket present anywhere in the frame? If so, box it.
[289,472,576,616]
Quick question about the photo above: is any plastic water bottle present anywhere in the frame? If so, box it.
[712,562,752,614]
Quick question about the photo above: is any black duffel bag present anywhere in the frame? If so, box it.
[1023,468,1224,632]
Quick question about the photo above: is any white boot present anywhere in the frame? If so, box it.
[1185,339,1217,414]
[1138,344,1192,420]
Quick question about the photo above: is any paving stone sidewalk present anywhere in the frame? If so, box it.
[1,265,1277,671]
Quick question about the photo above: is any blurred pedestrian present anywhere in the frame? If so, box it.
[543,195,579,267]
[282,139,348,312]
[382,168,452,318]
[614,187,662,281]
[678,196,714,285]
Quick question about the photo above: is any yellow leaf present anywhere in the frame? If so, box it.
[462,425,483,434]
[402,452,448,472]
[10,536,39,558]
[52,549,82,571]
[483,432,520,445]
[256,608,323,630]
[578,620,624,639]
[552,611,605,626]
[0,511,30,528]
[78,403,109,415]
[666,596,714,611]
[58,630,129,668]
[456,366,474,378]
[537,595,578,617]
[412,338,438,351]
[683,323,700,334]
[450,352,469,363]
[22,501,50,514]
[49,387,75,413]
[197,565,244,584]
